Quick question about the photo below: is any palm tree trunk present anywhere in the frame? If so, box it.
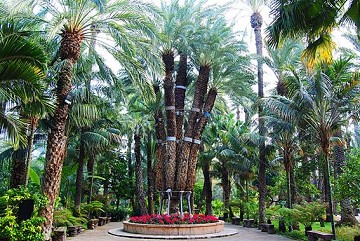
[175,53,188,166]
[186,87,217,191]
[176,65,210,191]
[153,85,167,191]
[41,59,74,240]
[284,149,292,208]
[202,159,213,215]
[10,148,27,188]
[74,128,88,213]
[127,135,135,211]
[290,164,296,205]
[221,161,231,218]
[162,52,177,190]
[147,133,155,214]
[25,116,39,186]
[333,130,358,226]
[322,140,336,238]
[134,131,148,215]
[87,154,95,204]
[251,11,267,225]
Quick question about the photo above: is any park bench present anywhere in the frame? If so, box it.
[53,227,67,241]
[260,223,276,234]
[306,230,333,241]
[243,219,255,228]
[232,217,241,225]
[67,226,77,237]
[98,217,107,226]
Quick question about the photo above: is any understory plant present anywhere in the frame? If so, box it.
[0,188,47,241]
[292,202,326,229]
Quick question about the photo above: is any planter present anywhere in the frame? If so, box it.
[305,226,312,236]
[123,220,224,235]
[87,219,99,230]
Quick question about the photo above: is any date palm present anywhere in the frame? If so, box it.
[21,0,158,237]
[247,0,269,225]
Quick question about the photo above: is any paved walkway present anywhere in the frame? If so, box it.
[68,222,293,241]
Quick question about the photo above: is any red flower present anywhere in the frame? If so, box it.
[128,213,218,225]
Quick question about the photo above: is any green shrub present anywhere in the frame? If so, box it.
[107,207,128,221]
[292,202,326,228]
[0,187,46,241]
[53,208,87,227]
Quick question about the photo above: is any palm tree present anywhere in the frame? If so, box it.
[26,0,158,237]
[262,67,356,237]
[248,0,269,225]
[0,14,52,188]
[266,0,359,68]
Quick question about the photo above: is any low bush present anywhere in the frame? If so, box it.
[0,188,46,241]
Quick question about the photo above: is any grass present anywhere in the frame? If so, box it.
[271,220,360,241]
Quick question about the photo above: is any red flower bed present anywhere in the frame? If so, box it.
[129,213,218,225]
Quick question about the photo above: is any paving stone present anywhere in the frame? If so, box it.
[68,222,293,241]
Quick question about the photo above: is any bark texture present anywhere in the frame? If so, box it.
[134,132,148,215]
[176,65,210,191]
[10,148,27,188]
[186,88,217,190]
[41,60,74,240]
[147,134,155,214]
[74,128,88,212]
[202,159,213,215]
[162,52,177,190]
[251,11,267,225]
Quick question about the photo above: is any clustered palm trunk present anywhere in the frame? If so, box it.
[154,52,217,202]
[251,11,267,225]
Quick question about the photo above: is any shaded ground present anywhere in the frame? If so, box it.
[68,222,293,241]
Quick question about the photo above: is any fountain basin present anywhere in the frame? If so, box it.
[123,220,225,235]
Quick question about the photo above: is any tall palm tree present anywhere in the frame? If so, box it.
[0,14,52,188]
[27,0,158,237]
[248,0,269,225]
[262,67,356,237]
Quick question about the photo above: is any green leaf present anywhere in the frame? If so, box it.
[29,168,40,186]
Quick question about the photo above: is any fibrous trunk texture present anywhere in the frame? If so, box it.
[147,133,155,214]
[162,52,177,190]
[176,65,210,191]
[134,132,148,215]
[251,11,266,225]
[10,148,27,188]
[186,87,217,190]
[74,128,88,212]
[175,53,188,167]
[41,27,83,240]
[202,159,213,215]
[41,59,74,240]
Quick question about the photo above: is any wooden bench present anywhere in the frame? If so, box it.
[67,226,77,237]
[98,217,107,226]
[53,227,67,241]
[232,217,241,225]
[260,223,275,234]
[243,219,255,228]
[306,230,333,241]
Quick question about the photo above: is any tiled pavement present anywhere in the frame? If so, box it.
[68,222,293,241]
